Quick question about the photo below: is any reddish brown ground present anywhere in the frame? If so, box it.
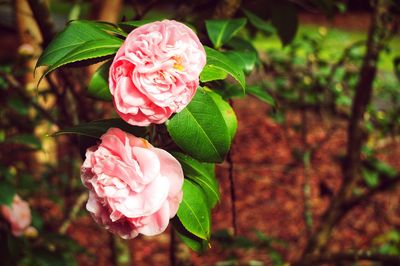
[68,97,400,266]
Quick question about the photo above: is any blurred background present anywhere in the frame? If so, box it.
[0,0,399,265]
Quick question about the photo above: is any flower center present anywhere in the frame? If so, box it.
[173,56,184,71]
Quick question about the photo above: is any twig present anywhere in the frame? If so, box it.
[27,0,55,48]
[325,40,365,110]
[109,233,118,266]
[58,192,88,234]
[326,40,365,87]
[299,82,313,236]
[28,0,93,125]
[303,150,313,236]
[1,72,61,127]
[227,148,237,236]
[302,0,396,256]
[169,229,176,266]
[343,174,400,212]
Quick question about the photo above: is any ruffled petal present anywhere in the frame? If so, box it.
[151,148,184,197]
[137,201,170,236]
[115,174,169,218]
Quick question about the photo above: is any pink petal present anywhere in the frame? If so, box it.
[132,147,160,183]
[137,201,170,236]
[86,191,101,214]
[113,77,150,114]
[100,129,130,162]
[117,110,152,126]
[151,148,184,197]
[168,191,183,218]
[100,159,144,193]
[115,174,169,218]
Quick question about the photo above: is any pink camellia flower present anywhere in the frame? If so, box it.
[109,20,206,126]
[1,195,32,236]
[81,128,184,239]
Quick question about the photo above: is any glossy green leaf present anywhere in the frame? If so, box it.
[36,20,123,83]
[52,118,146,139]
[242,9,275,35]
[172,152,220,208]
[270,2,298,46]
[226,37,260,67]
[93,21,127,37]
[0,181,15,206]
[37,20,122,67]
[216,83,246,100]
[41,39,121,82]
[223,50,257,73]
[203,163,216,177]
[207,89,237,142]
[226,37,258,54]
[177,179,211,240]
[167,88,232,163]
[172,217,208,252]
[205,18,247,49]
[87,61,112,101]
[200,47,245,92]
[246,85,275,106]
[199,67,227,83]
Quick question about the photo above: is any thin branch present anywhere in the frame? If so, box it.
[27,0,55,48]
[343,174,400,212]
[109,233,118,266]
[303,150,313,236]
[1,72,61,127]
[300,81,313,236]
[169,229,176,266]
[227,148,237,236]
[326,40,365,88]
[58,192,88,234]
[302,0,393,256]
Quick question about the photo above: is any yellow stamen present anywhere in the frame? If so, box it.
[173,56,184,71]
[174,64,184,71]
[141,138,152,148]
